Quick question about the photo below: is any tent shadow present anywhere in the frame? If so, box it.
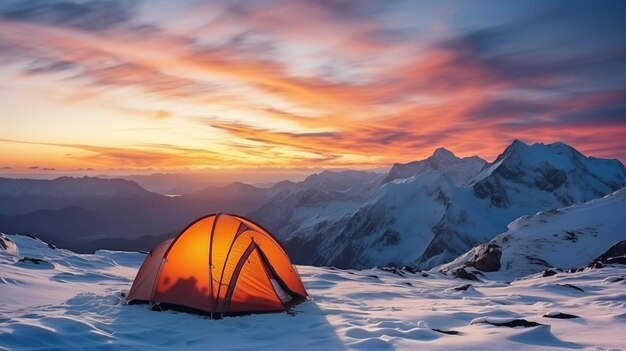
[106,298,348,350]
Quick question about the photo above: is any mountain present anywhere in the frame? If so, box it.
[273,141,626,268]
[248,170,384,242]
[438,187,626,280]
[0,176,159,215]
[0,177,275,252]
[185,181,272,214]
[383,147,486,186]
[472,140,626,208]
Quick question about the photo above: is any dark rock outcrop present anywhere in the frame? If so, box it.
[18,257,48,265]
[584,240,626,269]
[486,319,543,328]
[558,283,584,292]
[468,243,502,272]
[607,256,626,265]
[543,312,580,319]
[594,240,626,262]
[452,284,472,291]
[380,267,405,277]
[451,268,480,281]
[432,328,460,335]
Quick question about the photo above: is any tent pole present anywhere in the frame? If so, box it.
[208,211,221,319]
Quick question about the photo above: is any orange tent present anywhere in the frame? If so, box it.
[127,213,307,318]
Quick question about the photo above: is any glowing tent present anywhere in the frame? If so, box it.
[127,213,307,318]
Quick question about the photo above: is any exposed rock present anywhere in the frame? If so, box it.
[375,230,400,246]
[594,240,626,262]
[535,167,567,192]
[488,319,543,328]
[606,256,626,265]
[0,234,17,255]
[542,269,557,277]
[47,243,56,250]
[452,284,472,291]
[583,240,626,270]
[451,268,480,281]
[403,266,420,274]
[18,257,48,265]
[558,283,584,292]
[543,312,579,319]
[587,261,604,269]
[380,267,404,277]
[432,328,460,335]
[473,178,510,207]
[467,243,502,272]
[471,317,544,328]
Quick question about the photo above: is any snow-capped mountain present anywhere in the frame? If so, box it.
[439,188,626,280]
[248,170,384,241]
[383,147,486,186]
[270,141,626,269]
[471,140,626,208]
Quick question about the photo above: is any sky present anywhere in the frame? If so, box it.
[0,0,625,177]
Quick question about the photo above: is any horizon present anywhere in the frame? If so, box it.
[2,139,623,191]
[1,0,625,180]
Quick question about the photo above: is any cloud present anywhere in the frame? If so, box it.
[0,0,135,32]
[0,0,624,170]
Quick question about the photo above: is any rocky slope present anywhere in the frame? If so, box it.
[438,188,626,280]
[270,141,626,268]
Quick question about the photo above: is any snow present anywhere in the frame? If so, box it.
[440,188,626,280]
[1,234,625,350]
[277,141,626,269]
[384,147,486,186]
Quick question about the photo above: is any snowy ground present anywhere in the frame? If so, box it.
[1,234,625,351]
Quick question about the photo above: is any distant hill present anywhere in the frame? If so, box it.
[0,177,275,252]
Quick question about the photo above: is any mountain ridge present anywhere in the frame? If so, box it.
[267,140,626,268]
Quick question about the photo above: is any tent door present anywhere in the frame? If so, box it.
[270,278,291,303]
[256,247,302,305]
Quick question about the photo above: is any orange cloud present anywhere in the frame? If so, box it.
[0,0,624,173]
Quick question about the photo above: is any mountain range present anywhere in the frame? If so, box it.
[251,140,626,268]
[0,140,624,269]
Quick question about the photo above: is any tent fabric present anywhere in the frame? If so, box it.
[127,213,307,317]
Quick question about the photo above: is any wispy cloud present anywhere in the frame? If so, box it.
[0,0,624,171]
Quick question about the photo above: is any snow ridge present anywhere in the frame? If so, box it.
[262,141,626,269]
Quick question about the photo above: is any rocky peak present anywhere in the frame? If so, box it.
[431,147,457,162]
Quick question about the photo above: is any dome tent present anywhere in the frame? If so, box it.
[127,213,307,318]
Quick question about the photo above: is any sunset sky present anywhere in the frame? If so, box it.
[1,0,625,176]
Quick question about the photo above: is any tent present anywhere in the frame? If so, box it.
[127,213,307,318]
